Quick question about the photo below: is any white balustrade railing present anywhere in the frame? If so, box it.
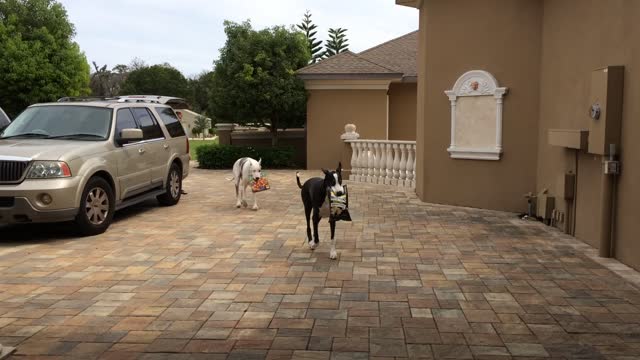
[346,139,416,189]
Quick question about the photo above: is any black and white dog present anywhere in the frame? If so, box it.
[230,157,262,210]
[296,163,344,260]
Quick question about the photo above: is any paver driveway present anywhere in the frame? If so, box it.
[1,167,640,359]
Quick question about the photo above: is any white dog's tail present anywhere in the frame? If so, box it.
[225,175,235,181]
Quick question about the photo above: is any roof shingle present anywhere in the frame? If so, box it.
[297,30,418,79]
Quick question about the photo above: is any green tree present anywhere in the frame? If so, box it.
[90,62,128,97]
[120,63,190,98]
[324,28,349,57]
[297,10,323,63]
[188,71,215,115]
[192,115,211,140]
[0,0,90,117]
[210,20,310,146]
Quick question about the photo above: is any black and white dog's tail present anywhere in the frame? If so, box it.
[296,172,304,189]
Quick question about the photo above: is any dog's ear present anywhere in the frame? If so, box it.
[258,158,262,165]
[321,168,329,175]
[336,162,342,173]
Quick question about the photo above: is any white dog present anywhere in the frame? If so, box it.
[230,157,262,210]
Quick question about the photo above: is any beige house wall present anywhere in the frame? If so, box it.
[388,82,417,141]
[408,0,640,270]
[306,89,388,170]
[536,0,640,269]
[416,0,542,212]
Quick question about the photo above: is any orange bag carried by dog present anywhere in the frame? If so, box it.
[251,177,270,193]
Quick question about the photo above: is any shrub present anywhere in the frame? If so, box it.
[196,144,298,169]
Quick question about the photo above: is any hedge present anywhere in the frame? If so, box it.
[195,144,298,169]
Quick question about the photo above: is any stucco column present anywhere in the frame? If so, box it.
[215,123,234,146]
[341,124,360,178]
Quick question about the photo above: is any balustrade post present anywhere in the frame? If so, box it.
[392,144,400,186]
[385,143,393,185]
[372,142,380,184]
[399,144,408,186]
[367,142,375,183]
[349,142,359,181]
[406,145,415,188]
[375,143,385,184]
[357,142,366,182]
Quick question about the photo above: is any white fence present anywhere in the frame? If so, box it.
[345,140,416,188]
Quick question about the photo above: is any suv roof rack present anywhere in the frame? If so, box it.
[117,95,190,109]
[56,95,190,109]
[57,96,119,102]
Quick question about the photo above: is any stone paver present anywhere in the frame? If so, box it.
[1,167,640,359]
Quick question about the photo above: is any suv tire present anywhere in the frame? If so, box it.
[157,162,182,206]
[75,176,115,236]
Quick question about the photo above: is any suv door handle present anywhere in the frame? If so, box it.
[138,148,146,154]
[163,144,169,150]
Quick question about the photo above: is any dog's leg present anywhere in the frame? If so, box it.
[235,179,242,208]
[241,183,249,208]
[310,207,320,250]
[329,220,337,260]
[304,204,313,249]
[251,189,259,211]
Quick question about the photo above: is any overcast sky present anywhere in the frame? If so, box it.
[58,0,418,77]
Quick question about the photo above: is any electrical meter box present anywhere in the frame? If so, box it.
[588,66,624,155]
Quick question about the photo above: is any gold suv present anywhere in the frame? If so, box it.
[0,100,190,235]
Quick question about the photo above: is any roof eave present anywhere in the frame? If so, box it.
[395,0,423,8]
[297,73,404,80]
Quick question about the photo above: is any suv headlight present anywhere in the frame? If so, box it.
[26,161,72,179]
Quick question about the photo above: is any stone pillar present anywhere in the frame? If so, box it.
[341,124,360,179]
[215,123,234,146]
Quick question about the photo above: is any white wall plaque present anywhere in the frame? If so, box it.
[444,70,508,160]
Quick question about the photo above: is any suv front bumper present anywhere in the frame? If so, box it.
[0,197,77,224]
[0,177,81,224]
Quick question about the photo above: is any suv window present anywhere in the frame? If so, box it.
[155,107,186,138]
[115,108,137,140]
[132,108,164,140]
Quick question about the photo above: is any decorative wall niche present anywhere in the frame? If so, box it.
[444,70,508,160]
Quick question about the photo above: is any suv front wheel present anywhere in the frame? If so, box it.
[75,176,115,236]
[157,162,182,206]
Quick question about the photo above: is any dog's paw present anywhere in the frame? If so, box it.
[252,204,259,211]
[329,249,338,260]
[308,241,318,250]
[241,200,248,208]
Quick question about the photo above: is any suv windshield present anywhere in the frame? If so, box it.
[0,105,112,140]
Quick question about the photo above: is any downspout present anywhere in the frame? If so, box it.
[599,144,618,258]
[571,149,579,236]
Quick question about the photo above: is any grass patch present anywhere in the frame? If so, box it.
[189,139,218,160]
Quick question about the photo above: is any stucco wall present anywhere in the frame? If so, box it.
[388,83,417,141]
[306,89,388,170]
[417,0,542,212]
[536,0,640,269]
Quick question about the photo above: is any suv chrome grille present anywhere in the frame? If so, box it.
[0,161,29,183]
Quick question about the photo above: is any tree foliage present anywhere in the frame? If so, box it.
[210,20,310,146]
[193,115,211,140]
[120,63,190,98]
[0,0,90,117]
[324,28,349,57]
[90,62,128,97]
[188,71,215,115]
[297,10,322,64]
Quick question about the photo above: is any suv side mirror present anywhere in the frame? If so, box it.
[117,128,143,145]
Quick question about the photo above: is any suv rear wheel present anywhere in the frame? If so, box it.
[75,176,115,236]
[157,162,182,206]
